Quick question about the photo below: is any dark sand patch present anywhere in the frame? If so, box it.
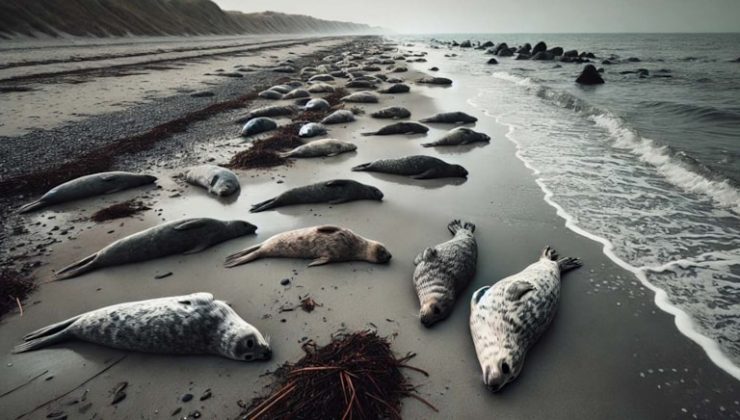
[90,200,150,223]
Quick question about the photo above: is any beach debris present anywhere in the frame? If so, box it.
[154,272,173,280]
[90,200,150,222]
[243,331,436,419]
[227,125,303,170]
[279,295,322,313]
[181,393,194,402]
[0,269,36,318]
[111,381,128,405]
[200,389,212,401]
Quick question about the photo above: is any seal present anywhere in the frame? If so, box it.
[361,122,428,136]
[341,91,379,103]
[379,83,410,94]
[13,293,272,361]
[241,117,277,137]
[55,218,257,280]
[280,139,357,158]
[235,105,296,124]
[420,112,477,124]
[298,122,328,138]
[414,220,477,327]
[469,246,582,392]
[371,107,411,119]
[309,74,335,82]
[18,171,157,214]
[268,85,292,94]
[321,110,355,125]
[352,155,467,179]
[258,90,283,100]
[418,77,453,85]
[304,98,331,112]
[308,83,335,93]
[224,225,392,267]
[184,164,240,197]
[282,88,310,99]
[250,179,383,213]
[422,127,491,147]
[346,80,375,89]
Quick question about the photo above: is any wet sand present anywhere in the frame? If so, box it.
[1,39,739,419]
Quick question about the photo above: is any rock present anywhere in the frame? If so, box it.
[460,40,472,48]
[532,41,547,55]
[576,64,605,85]
[532,51,555,61]
[515,54,531,60]
[547,47,564,56]
[563,50,579,58]
[494,42,509,55]
[602,60,613,65]
[517,43,532,53]
[181,393,193,403]
[429,67,439,71]
[498,48,514,57]
[281,278,291,286]
[627,57,641,62]
[487,58,499,65]
[481,41,494,48]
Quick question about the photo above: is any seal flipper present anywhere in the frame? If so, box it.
[472,286,490,305]
[351,163,373,172]
[410,168,442,179]
[55,253,99,280]
[448,219,475,234]
[308,256,331,267]
[224,244,263,268]
[13,330,70,353]
[18,199,46,214]
[361,131,378,136]
[506,281,536,301]
[557,257,583,273]
[23,315,81,341]
[250,198,279,213]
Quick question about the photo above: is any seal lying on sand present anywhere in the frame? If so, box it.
[55,218,257,280]
[13,293,272,361]
[362,122,428,136]
[414,220,477,327]
[371,107,411,119]
[241,117,277,137]
[422,127,491,147]
[470,246,582,392]
[420,112,477,124]
[185,165,240,197]
[321,110,355,125]
[298,123,327,138]
[379,83,410,94]
[250,179,382,213]
[304,98,331,112]
[280,139,356,158]
[418,77,453,85]
[341,91,379,103]
[258,90,283,100]
[352,155,468,179]
[224,225,391,267]
[235,105,296,124]
[18,171,156,213]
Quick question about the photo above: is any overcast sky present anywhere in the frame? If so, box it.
[214,0,740,33]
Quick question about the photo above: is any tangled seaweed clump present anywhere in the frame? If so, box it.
[244,330,436,420]
[1,269,36,317]
[91,200,150,222]
[227,124,303,170]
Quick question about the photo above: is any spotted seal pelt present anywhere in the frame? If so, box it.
[361,122,428,136]
[352,155,468,179]
[422,127,491,147]
[420,112,477,124]
[279,139,356,158]
[224,225,392,267]
[13,293,272,361]
[184,165,240,197]
[250,179,382,213]
[371,107,411,119]
[414,220,477,327]
[469,247,582,392]
[18,172,157,213]
[55,218,257,280]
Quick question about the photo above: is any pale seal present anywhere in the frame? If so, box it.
[414,220,477,327]
[224,225,391,267]
[282,88,310,99]
[321,110,356,125]
[361,122,428,136]
[18,171,157,214]
[279,139,356,158]
[184,164,240,197]
[250,179,383,213]
[13,293,272,361]
[55,218,257,280]
[420,112,477,124]
[241,117,277,137]
[352,155,468,179]
[341,91,379,103]
[235,105,296,124]
[298,122,328,138]
[469,247,582,392]
[371,107,411,119]
[422,127,491,147]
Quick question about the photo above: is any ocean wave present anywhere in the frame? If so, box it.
[638,100,740,123]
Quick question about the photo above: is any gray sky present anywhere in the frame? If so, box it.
[214,0,740,33]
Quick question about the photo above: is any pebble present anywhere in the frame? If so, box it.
[181,393,193,402]
[199,389,212,401]
[280,278,291,286]
[155,272,173,279]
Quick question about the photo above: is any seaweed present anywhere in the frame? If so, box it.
[90,200,150,222]
[0,269,36,318]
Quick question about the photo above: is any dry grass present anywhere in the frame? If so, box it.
[0,269,36,318]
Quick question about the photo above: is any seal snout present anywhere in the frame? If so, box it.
[483,359,512,392]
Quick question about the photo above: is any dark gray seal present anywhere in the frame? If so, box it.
[371,107,411,119]
[18,172,157,213]
[13,293,272,361]
[418,77,453,85]
[420,112,478,124]
[379,84,410,94]
[224,225,391,267]
[352,155,468,179]
[362,122,428,136]
[414,220,477,327]
[55,218,257,280]
[235,105,296,124]
[241,117,277,137]
[470,247,582,392]
[250,179,383,213]
[185,165,240,197]
[422,127,491,147]
[341,91,379,103]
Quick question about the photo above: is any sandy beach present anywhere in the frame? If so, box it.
[1,35,739,420]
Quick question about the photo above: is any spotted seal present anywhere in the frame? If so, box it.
[298,122,328,138]
[18,172,157,214]
[280,139,356,158]
[422,127,491,147]
[224,225,391,267]
[352,155,468,179]
[341,91,379,103]
[469,247,582,391]
[55,218,257,280]
[250,179,382,213]
[240,117,277,137]
[361,122,428,136]
[371,107,411,119]
[13,293,272,361]
[321,110,356,125]
[184,165,240,197]
[414,220,477,327]
[420,112,477,124]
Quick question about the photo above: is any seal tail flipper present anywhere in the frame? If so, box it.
[308,256,331,267]
[13,330,70,353]
[361,131,377,136]
[54,254,98,280]
[250,198,279,213]
[420,142,434,148]
[351,163,372,172]
[23,315,81,341]
[541,246,559,261]
[448,219,476,235]
[224,244,263,268]
[558,257,583,273]
[18,199,46,214]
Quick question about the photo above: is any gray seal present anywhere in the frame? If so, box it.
[304,98,331,112]
[346,80,375,89]
[241,117,277,137]
[55,218,257,280]
[379,83,410,94]
[362,122,428,136]
[321,110,355,125]
[282,88,310,99]
[280,139,356,158]
[184,164,240,197]
[298,122,328,138]
[352,155,468,179]
[258,90,283,100]
[308,83,335,93]
[420,112,477,124]
[250,179,383,213]
[18,171,157,213]
[341,91,379,103]
[422,127,491,147]
[371,107,411,119]
[469,247,582,392]
[235,105,296,124]
[13,293,272,361]
[224,225,391,268]
[418,77,453,85]
[414,220,477,327]
[309,74,335,82]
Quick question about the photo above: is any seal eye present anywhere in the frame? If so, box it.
[501,362,510,375]
[247,339,254,349]
[432,306,441,315]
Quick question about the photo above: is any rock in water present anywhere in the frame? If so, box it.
[576,64,605,85]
